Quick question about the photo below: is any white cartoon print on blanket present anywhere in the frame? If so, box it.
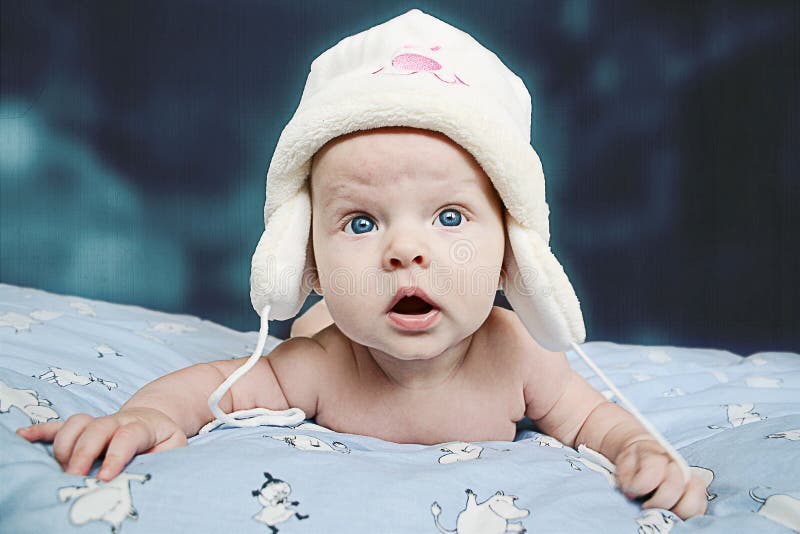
[94,343,125,358]
[565,454,617,487]
[746,376,783,388]
[95,344,125,358]
[58,472,151,534]
[270,434,350,454]
[636,509,676,534]
[750,488,800,532]
[692,466,717,501]
[431,489,529,534]
[149,322,197,335]
[252,472,309,533]
[128,322,196,346]
[39,367,118,390]
[647,350,672,364]
[437,442,510,464]
[0,381,58,423]
[69,300,96,316]
[533,435,564,448]
[767,428,800,441]
[0,311,41,332]
[566,444,617,486]
[438,442,483,464]
[0,309,61,332]
[293,421,332,432]
[708,402,765,429]
[29,309,63,321]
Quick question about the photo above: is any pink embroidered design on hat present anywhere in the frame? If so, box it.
[371,45,468,86]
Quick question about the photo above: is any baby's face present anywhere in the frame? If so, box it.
[310,127,504,360]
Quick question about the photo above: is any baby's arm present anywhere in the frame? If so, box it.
[16,337,324,480]
[514,322,707,518]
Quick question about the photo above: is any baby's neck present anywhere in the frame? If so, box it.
[353,335,473,390]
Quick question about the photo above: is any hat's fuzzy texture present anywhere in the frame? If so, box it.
[250,9,585,351]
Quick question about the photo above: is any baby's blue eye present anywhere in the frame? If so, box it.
[345,215,376,234]
[437,209,463,227]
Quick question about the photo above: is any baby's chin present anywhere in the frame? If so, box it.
[351,324,476,361]
[339,327,435,359]
[371,339,452,361]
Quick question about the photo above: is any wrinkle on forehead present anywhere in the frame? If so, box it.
[310,127,501,210]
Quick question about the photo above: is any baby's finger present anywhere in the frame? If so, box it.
[670,476,709,519]
[65,418,118,475]
[149,429,188,453]
[52,414,95,469]
[614,449,639,489]
[625,453,669,498]
[98,422,154,481]
[642,462,685,511]
[16,421,64,443]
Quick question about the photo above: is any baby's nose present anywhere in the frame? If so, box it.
[383,238,429,270]
[388,254,425,269]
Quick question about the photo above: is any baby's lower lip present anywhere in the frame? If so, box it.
[386,308,440,331]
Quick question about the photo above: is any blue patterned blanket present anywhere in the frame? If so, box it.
[1,284,798,533]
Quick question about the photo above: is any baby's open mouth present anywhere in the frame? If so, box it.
[391,296,435,315]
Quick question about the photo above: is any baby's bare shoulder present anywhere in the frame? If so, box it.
[309,323,355,361]
[275,324,359,384]
[481,306,549,357]
[463,307,532,377]
[264,325,356,417]
[477,307,568,378]
[481,308,577,416]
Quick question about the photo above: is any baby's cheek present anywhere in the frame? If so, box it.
[461,264,501,307]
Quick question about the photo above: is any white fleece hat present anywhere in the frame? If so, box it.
[250,8,585,352]
[204,10,692,481]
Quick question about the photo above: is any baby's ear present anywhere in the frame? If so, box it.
[499,229,511,291]
[305,237,322,295]
[302,262,322,296]
[312,272,322,295]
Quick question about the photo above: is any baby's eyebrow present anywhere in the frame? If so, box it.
[321,190,359,212]
[318,178,374,211]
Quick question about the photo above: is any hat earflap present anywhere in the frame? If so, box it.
[501,214,585,352]
[250,186,315,320]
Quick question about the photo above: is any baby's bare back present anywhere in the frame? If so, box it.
[306,307,530,445]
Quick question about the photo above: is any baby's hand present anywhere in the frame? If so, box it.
[615,439,707,519]
[16,407,187,481]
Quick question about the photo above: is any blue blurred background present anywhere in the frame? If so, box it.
[1,1,797,354]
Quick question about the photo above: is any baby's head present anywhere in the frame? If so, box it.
[250,9,584,353]
[309,126,505,358]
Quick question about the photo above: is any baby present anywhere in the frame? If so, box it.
[17,9,707,520]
